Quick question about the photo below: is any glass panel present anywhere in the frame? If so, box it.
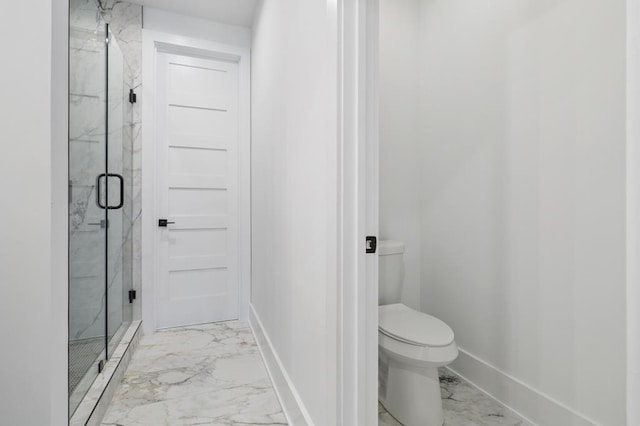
[106,27,132,355]
[68,0,107,417]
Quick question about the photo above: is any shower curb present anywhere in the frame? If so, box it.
[69,320,142,426]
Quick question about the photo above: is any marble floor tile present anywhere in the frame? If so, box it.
[379,368,530,426]
[101,321,286,426]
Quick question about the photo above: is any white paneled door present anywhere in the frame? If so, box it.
[156,52,239,329]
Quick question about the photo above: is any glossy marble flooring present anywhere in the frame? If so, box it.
[379,368,530,426]
[102,321,528,426]
[101,321,286,426]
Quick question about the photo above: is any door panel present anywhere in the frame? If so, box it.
[169,147,228,175]
[169,189,228,215]
[68,14,107,415]
[168,107,233,140]
[156,52,240,329]
[168,229,227,257]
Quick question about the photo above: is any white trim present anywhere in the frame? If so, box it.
[363,2,381,425]
[449,348,600,426]
[248,305,313,426]
[142,29,251,335]
[337,0,380,424]
[51,0,70,422]
[627,0,640,423]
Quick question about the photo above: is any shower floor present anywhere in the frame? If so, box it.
[69,337,104,394]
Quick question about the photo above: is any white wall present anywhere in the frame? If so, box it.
[251,0,339,424]
[379,0,627,424]
[0,0,68,425]
[378,0,422,310]
[143,7,251,47]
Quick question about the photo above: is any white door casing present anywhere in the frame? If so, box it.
[337,0,380,424]
[142,31,251,335]
[156,52,239,329]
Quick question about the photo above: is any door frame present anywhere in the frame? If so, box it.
[342,2,640,425]
[141,30,251,336]
[337,0,380,424]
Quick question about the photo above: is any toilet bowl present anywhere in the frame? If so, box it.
[378,241,458,426]
[378,303,458,426]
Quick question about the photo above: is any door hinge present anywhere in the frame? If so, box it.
[129,89,137,104]
[366,236,377,254]
[98,359,105,373]
[128,290,137,304]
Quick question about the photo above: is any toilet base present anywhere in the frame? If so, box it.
[379,349,444,426]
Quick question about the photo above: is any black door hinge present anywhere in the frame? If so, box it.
[129,89,137,104]
[366,236,377,254]
[128,290,137,304]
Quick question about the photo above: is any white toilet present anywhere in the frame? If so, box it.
[378,240,458,426]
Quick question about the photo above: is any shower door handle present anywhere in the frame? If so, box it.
[96,173,107,209]
[96,173,124,210]
[109,173,124,210]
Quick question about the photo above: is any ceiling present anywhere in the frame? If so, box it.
[129,0,260,28]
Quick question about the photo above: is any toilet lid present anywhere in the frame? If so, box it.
[379,304,454,347]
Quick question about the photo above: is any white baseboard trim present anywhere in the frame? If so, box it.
[448,347,600,426]
[249,304,313,426]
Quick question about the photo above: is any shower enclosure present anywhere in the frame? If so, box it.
[68,0,133,416]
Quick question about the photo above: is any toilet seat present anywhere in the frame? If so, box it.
[379,303,454,347]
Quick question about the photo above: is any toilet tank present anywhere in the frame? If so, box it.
[379,240,405,305]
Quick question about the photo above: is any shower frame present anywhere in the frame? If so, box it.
[68,2,134,416]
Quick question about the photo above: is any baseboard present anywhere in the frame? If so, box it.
[249,304,313,426]
[448,347,600,426]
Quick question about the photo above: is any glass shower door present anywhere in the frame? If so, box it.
[69,3,134,415]
[68,3,108,415]
[106,27,132,355]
